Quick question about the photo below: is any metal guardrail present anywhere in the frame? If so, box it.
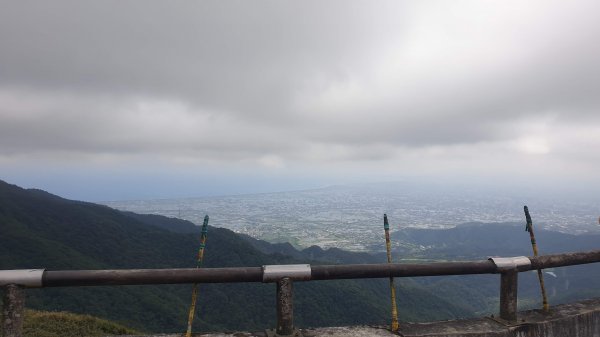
[2,249,600,337]
[5,250,597,287]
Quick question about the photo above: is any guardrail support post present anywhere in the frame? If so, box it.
[499,270,518,322]
[266,277,301,336]
[2,284,25,337]
[276,277,294,335]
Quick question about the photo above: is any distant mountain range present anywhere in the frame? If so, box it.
[391,221,600,258]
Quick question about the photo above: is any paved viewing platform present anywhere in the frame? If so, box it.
[115,298,600,337]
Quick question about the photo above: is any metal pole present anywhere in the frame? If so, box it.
[383,214,399,331]
[530,250,600,269]
[42,267,264,287]
[499,270,518,321]
[2,285,25,337]
[311,260,498,280]
[186,215,209,337]
[524,206,549,311]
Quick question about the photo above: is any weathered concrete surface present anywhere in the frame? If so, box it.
[2,284,25,337]
[400,298,600,337]
[111,298,600,337]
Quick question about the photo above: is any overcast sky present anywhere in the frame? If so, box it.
[1,1,600,201]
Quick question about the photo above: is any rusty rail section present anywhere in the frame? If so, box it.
[12,250,593,287]
[2,249,600,337]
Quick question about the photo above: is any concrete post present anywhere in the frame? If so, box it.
[2,285,25,337]
[499,270,518,322]
[276,277,294,335]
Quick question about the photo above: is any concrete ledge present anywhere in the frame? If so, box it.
[400,298,600,337]
[111,298,600,337]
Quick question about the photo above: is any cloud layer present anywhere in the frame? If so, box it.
[1,0,600,196]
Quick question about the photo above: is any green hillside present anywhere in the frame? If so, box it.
[0,310,140,337]
[0,180,470,333]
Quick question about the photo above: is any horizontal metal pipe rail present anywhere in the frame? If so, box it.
[43,267,264,287]
[40,261,498,287]
[2,249,600,337]
[1,250,598,288]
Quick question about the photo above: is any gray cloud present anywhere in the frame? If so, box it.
[1,0,600,180]
[0,1,405,115]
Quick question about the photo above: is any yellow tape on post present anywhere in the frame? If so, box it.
[186,215,209,337]
[524,206,549,312]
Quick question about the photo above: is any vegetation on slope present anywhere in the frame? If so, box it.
[0,309,139,337]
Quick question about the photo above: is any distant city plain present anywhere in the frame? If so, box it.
[104,183,600,252]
